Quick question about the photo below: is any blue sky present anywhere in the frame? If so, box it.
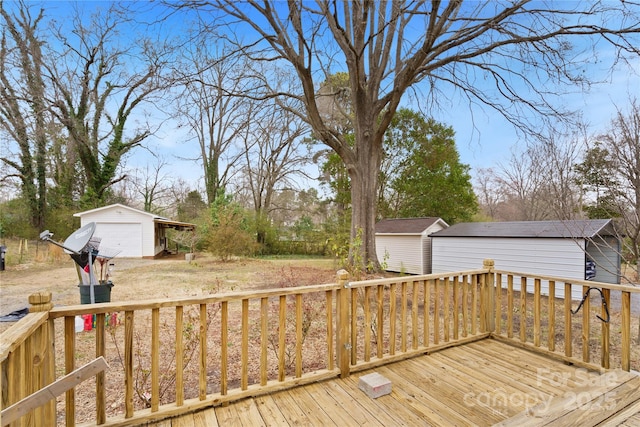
[8,1,640,194]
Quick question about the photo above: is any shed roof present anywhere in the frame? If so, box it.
[429,219,616,238]
[376,217,446,234]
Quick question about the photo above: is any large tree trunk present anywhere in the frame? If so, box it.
[348,130,382,271]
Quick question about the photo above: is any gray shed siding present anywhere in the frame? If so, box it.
[431,237,588,299]
[587,235,621,284]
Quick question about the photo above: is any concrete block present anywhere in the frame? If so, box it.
[358,372,391,398]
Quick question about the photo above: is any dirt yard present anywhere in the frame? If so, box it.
[0,254,341,330]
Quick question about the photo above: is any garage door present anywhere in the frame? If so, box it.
[93,223,143,258]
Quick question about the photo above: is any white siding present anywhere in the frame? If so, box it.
[376,235,423,274]
[432,237,587,299]
[78,206,156,257]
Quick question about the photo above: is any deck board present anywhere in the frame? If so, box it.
[147,338,640,427]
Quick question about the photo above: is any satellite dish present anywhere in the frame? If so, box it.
[62,222,96,254]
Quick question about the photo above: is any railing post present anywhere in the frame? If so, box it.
[482,259,496,333]
[28,291,54,312]
[28,292,56,424]
[336,269,351,378]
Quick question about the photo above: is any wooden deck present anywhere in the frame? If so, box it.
[147,339,640,427]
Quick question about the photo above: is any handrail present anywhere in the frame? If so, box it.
[343,268,487,288]
[493,269,640,293]
[0,312,49,362]
[47,282,339,318]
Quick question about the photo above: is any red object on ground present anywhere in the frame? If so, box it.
[83,314,92,331]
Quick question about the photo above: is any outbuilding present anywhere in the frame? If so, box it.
[430,219,621,299]
[74,204,195,258]
[375,217,449,275]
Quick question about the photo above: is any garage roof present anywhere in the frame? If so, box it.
[429,219,616,238]
[75,203,195,231]
[376,217,447,234]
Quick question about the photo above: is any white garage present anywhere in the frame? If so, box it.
[74,204,195,258]
[430,219,621,299]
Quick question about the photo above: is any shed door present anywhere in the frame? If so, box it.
[94,223,143,258]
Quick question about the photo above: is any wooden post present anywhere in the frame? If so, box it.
[28,292,53,312]
[23,293,56,425]
[483,259,496,333]
[336,270,351,378]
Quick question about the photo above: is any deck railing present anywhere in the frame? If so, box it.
[1,259,638,426]
[490,267,640,372]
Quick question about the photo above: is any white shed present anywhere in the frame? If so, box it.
[74,204,195,258]
[430,219,621,299]
[375,217,449,274]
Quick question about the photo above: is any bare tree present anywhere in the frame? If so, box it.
[173,39,255,205]
[599,98,640,278]
[180,1,640,269]
[240,102,311,244]
[48,3,170,206]
[128,157,173,214]
[477,133,584,222]
[0,1,48,229]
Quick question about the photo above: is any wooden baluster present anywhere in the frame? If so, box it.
[151,308,160,411]
[64,315,76,426]
[479,273,486,333]
[364,286,371,361]
[377,285,384,358]
[351,288,358,364]
[470,275,477,336]
[424,280,431,345]
[96,313,107,424]
[461,276,468,338]
[124,310,134,418]
[520,277,527,343]
[262,297,269,384]
[175,305,184,406]
[582,286,590,363]
[326,291,334,370]
[411,281,418,349]
[336,270,350,378]
[622,291,631,371]
[548,281,555,352]
[278,296,286,381]
[221,301,228,394]
[389,283,397,354]
[453,276,459,340]
[295,294,303,378]
[242,298,250,388]
[444,277,450,342]
[495,273,502,335]
[401,281,408,352]
[199,304,207,400]
[564,283,572,358]
[507,275,514,339]
[601,288,610,369]
[534,279,541,347]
